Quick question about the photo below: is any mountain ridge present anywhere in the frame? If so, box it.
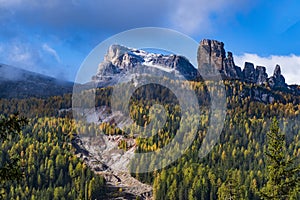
[0,64,74,99]
[93,41,290,88]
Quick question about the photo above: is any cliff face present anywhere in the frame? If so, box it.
[198,39,242,79]
[198,39,287,89]
[197,39,299,103]
[268,64,287,88]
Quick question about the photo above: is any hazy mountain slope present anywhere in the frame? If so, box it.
[0,64,74,98]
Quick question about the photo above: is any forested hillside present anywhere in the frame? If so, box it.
[0,79,299,199]
[0,116,106,200]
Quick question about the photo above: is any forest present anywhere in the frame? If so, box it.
[0,79,299,199]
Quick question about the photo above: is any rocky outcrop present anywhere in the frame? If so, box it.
[198,39,225,72]
[197,39,297,103]
[198,39,288,89]
[224,52,243,79]
[198,39,241,79]
[267,64,287,89]
[242,62,268,85]
[238,86,279,104]
[242,62,256,83]
[256,66,268,85]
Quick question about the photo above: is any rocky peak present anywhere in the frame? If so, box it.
[198,39,241,79]
[256,66,268,85]
[94,44,198,84]
[198,39,288,90]
[273,64,282,77]
[105,44,133,62]
[198,39,225,72]
[243,62,256,82]
[268,64,286,88]
[241,62,268,85]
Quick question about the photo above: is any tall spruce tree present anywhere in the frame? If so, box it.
[260,118,300,199]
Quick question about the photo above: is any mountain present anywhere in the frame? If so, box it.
[92,44,199,87]
[0,64,74,98]
[89,41,300,104]
[92,42,298,92]
[198,39,288,89]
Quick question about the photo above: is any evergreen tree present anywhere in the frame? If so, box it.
[0,114,27,199]
[217,170,245,200]
[260,118,300,199]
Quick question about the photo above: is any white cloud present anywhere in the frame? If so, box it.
[2,42,43,72]
[234,53,300,85]
[0,41,53,74]
[0,40,76,80]
[171,0,254,34]
[42,43,60,63]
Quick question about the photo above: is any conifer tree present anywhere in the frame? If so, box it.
[260,118,300,199]
[0,114,27,199]
[217,170,244,200]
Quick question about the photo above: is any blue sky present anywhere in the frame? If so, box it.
[1,0,300,83]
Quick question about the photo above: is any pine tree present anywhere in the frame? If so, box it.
[217,170,244,200]
[260,118,300,199]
